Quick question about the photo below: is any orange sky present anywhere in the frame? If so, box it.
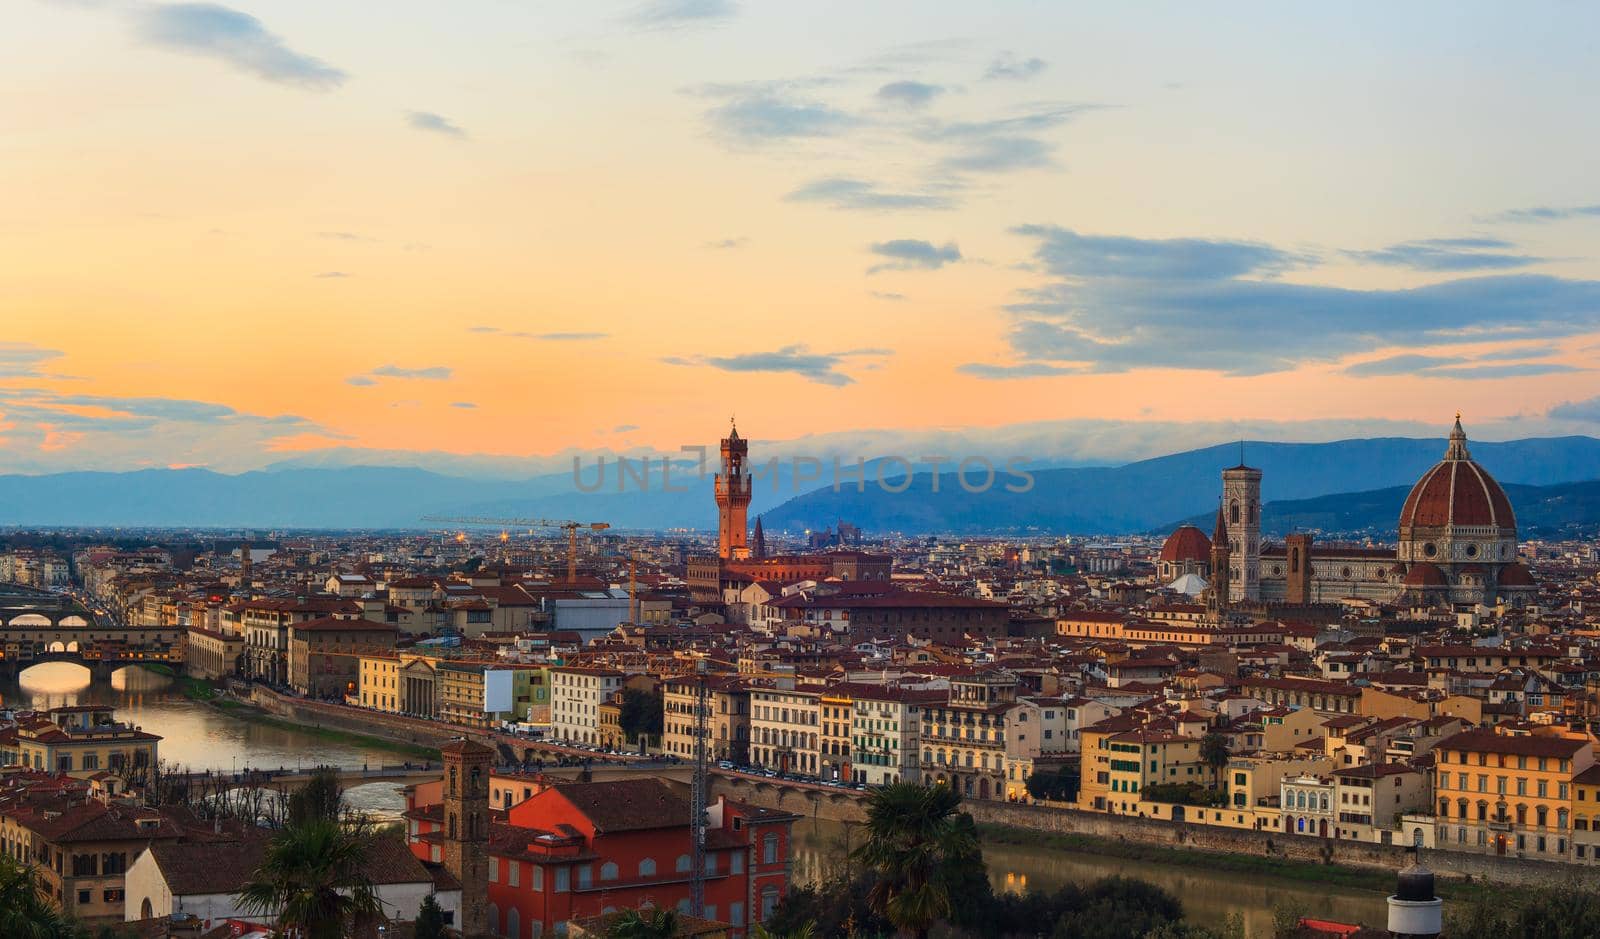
[2,2,1599,474]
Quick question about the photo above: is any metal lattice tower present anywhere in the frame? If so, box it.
[689,658,710,917]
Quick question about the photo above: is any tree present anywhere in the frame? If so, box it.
[1200,733,1230,790]
[1025,766,1080,803]
[850,782,980,939]
[607,906,680,938]
[284,765,344,827]
[0,854,83,939]
[235,819,382,939]
[619,688,664,747]
[414,894,448,939]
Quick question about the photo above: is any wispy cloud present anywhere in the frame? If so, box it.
[1549,396,1600,423]
[870,291,907,301]
[0,343,66,379]
[1485,204,1600,224]
[132,3,347,91]
[623,0,738,30]
[929,105,1099,173]
[971,224,1600,376]
[663,344,890,386]
[698,83,856,145]
[983,52,1048,81]
[868,239,961,273]
[407,110,467,139]
[785,177,955,212]
[958,362,1079,380]
[469,326,609,341]
[317,231,373,242]
[450,401,477,409]
[350,365,453,384]
[1344,237,1541,272]
[704,236,749,249]
[0,386,330,471]
[876,80,945,107]
[314,271,351,278]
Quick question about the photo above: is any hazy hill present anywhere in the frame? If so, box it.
[1,435,1597,532]
[1176,479,1600,539]
[758,436,1600,535]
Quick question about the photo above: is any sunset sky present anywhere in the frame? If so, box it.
[4,1,1600,476]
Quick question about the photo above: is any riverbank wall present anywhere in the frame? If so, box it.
[241,686,468,750]
[711,775,1567,888]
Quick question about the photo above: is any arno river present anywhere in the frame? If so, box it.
[3,663,1390,937]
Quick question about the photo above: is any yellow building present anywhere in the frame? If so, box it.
[1433,727,1592,860]
[1570,764,1600,863]
[359,653,402,712]
[0,706,160,774]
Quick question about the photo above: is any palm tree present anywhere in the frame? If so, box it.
[235,819,382,939]
[752,923,817,939]
[607,905,680,938]
[850,782,979,939]
[0,854,82,939]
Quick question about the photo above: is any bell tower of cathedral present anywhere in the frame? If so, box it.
[1223,459,1263,601]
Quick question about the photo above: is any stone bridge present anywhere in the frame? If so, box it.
[0,585,182,677]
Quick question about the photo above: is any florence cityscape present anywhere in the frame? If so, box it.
[6,3,1600,939]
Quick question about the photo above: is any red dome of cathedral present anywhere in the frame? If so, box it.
[1398,417,1516,533]
[1403,562,1447,588]
[1498,562,1536,587]
[1160,524,1212,563]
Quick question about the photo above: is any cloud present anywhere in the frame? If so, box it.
[1486,204,1600,224]
[932,105,1094,168]
[468,327,609,341]
[450,401,477,409]
[988,224,1600,375]
[317,231,372,242]
[958,362,1079,380]
[345,376,376,387]
[876,80,945,107]
[704,237,748,249]
[702,88,855,144]
[1549,396,1600,423]
[870,291,907,301]
[132,3,347,91]
[407,110,467,139]
[370,365,453,381]
[1343,354,1469,377]
[0,386,331,472]
[623,0,738,30]
[663,344,890,386]
[1344,238,1541,271]
[613,424,640,433]
[1423,363,1580,379]
[314,271,351,278]
[785,177,955,212]
[984,52,1048,81]
[868,239,961,273]
[0,343,65,379]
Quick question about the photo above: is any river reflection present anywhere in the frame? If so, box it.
[2,662,410,818]
[789,817,1390,939]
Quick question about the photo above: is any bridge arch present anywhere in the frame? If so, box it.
[59,615,89,627]
[8,613,51,627]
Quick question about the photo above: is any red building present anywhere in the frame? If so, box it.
[406,777,796,938]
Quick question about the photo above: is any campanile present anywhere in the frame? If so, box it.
[715,420,752,560]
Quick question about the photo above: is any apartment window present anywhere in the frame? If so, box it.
[554,867,570,892]
[763,834,779,864]
[489,858,499,883]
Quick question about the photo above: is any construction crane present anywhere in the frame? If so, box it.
[420,516,611,583]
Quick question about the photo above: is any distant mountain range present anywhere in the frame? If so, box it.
[758,436,1600,535]
[1,435,1597,533]
[1176,478,1600,538]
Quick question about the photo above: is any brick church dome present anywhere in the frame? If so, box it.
[1403,562,1447,587]
[1398,418,1516,533]
[1159,524,1212,563]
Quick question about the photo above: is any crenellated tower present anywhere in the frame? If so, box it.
[715,420,752,560]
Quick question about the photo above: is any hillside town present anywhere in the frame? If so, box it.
[0,419,1598,936]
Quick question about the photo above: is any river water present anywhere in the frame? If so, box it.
[3,664,1392,936]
